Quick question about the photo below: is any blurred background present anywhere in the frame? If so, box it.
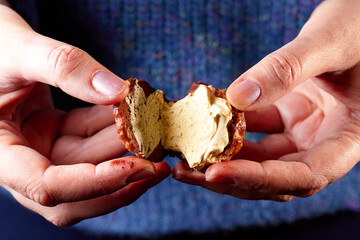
[1,187,360,240]
[3,1,360,239]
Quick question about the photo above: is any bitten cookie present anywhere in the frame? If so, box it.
[113,78,246,170]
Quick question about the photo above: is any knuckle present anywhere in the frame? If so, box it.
[25,181,55,207]
[300,174,329,198]
[264,51,302,91]
[251,168,270,193]
[47,45,86,84]
[257,177,270,193]
[96,180,112,195]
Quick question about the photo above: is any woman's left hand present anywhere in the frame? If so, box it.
[173,0,360,201]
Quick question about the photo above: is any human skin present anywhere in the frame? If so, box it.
[173,0,360,201]
[0,0,171,226]
[2,0,359,227]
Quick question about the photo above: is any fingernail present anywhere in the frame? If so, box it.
[206,175,235,184]
[228,78,261,108]
[92,71,127,97]
[126,168,155,183]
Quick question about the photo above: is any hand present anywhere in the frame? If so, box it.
[173,0,360,201]
[0,4,171,225]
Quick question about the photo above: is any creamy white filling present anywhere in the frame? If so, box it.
[161,85,232,169]
[203,94,233,165]
[126,81,164,157]
[127,81,233,169]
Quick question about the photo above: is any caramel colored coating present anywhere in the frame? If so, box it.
[113,78,166,162]
[113,79,246,166]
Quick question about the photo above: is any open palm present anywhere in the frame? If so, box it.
[174,64,360,201]
[173,0,360,201]
[0,3,171,226]
[0,82,170,226]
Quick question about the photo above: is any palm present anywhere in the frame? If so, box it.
[0,83,170,226]
[11,83,62,159]
[5,83,121,164]
[173,65,360,201]
[274,80,353,157]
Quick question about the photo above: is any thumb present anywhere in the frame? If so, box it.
[227,0,360,111]
[6,32,128,105]
[227,37,329,111]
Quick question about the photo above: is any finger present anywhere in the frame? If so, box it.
[21,108,64,158]
[172,161,293,202]
[245,105,284,133]
[257,134,297,159]
[233,135,297,162]
[2,30,128,105]
[55,162,171,226]
[227,0,360,111]
[59,105,114,137]
[206,132,360,197]
[201,181,294,202]
[51,124,127,165]
[14,84,55,125]
[274,89,316,131]
[172,161,206,185]
[8,162,171,226]
[232,140,269,162]
[0,142,155,206]
[204,157,318,197]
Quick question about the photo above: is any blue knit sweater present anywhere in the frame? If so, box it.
[8,0,360,238]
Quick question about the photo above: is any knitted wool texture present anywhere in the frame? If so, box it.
[8,0,360,238]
